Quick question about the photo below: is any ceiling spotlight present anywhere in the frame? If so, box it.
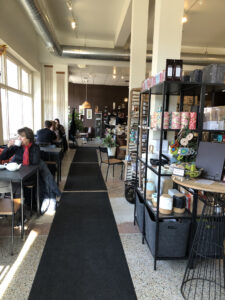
[198,0,203,5]
[121,75,124,80]
[66,1,73,10]
[112,75,116,79]
[124,97,128,103]
[71,20,76,29]
[182,16,188,23]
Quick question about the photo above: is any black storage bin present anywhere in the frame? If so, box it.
[135,192,144,232]
[144,207,191,258]
[189,69,202,83]
[202,64,225,83]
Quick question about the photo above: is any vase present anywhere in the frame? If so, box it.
[107,147,116,157]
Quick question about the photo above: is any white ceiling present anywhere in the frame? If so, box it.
[37,0,225,85]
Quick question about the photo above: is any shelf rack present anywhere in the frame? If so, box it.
[125,88,141,181]
[134,80,225,270]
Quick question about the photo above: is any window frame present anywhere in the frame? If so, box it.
[0,52,34,142]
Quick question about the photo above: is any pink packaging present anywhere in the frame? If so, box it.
[171,112,181,129]
[189,112,197,130]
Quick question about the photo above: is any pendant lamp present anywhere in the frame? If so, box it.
[82,83,91,109]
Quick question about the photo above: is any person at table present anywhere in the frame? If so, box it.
[0,127,40,165]
[0,127,61,214]
[51,120,62,144]
[54,118,65,137]
[54,118,68,151]
[36,120,57,147]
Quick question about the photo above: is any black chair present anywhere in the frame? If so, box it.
[99,147,123,182]
[0,182,21,255]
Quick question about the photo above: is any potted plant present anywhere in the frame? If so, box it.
[103,134,117,157]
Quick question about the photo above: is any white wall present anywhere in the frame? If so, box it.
[0,0,41,72]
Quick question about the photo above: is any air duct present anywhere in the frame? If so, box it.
[21,0,62,56]
[21,0,225,66]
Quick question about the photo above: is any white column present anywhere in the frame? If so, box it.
[150,0,184,138]
[129,0,149,92]
[152,0,184,76]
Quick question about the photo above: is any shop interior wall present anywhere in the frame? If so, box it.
[68,83,129,128]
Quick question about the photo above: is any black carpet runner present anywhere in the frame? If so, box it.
[29,147,137,300]
[64,163,106,191]
[72,147,98,163]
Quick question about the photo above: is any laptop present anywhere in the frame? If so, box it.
[196,142,225,181]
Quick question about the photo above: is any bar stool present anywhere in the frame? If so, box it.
[181,193,225,300]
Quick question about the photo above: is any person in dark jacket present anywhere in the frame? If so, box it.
[0,127,61,214]
[1,127,40,165]
[36,120,57,147]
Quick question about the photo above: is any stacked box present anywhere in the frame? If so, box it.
[203,106,225,130]
[202,64,225,83]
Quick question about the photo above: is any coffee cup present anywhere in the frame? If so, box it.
[14,139,22,147]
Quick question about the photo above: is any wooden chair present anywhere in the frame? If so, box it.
[0,182,21,255]
[99,147,123,182]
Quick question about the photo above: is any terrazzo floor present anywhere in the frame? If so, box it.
[0,147,187,300]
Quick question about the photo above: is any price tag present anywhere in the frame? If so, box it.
[173,167,185,177]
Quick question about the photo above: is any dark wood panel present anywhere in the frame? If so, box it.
[68,83,129,128]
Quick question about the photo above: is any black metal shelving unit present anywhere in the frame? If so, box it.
[134,80,225,270]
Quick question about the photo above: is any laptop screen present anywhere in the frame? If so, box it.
[196,142,225,181]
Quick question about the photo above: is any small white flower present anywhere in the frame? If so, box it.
[186,133,194,141]
[180,138,188,146]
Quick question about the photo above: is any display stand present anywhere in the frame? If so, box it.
[134,81,225,270]
[125,88,141,181]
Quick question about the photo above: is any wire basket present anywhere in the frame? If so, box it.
[181,193,225,300]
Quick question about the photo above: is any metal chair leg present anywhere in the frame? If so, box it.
[30,188,33,218]
[11,213,14,255]
[113,165,115,177]
[106,165,109,182]
[120,164,123,180]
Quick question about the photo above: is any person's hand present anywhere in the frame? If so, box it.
[7,139,15,148]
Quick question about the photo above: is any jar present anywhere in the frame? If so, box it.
[159,194,173,214]
[146,180,156,200]
[173,193,186,214]
[152,193,158,207]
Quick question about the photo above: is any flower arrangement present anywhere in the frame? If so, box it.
[169,127,198,163]
[103,134,117,148]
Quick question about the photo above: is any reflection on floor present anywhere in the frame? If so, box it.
[0,147,185,300]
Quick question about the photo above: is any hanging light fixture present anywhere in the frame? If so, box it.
[82,83,91,109]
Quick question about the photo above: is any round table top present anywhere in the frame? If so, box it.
[172,176,225,194]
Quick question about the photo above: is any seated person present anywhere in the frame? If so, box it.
[36,120,57,147]
[51,120,62,143]
[54,118,65,137]
[0,127,61,214]
[55,118,68,151]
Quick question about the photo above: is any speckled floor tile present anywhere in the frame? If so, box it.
[0,235,47,300]
[120,233,185,300]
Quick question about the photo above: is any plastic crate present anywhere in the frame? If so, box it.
[145,207,191,258]
[135,192,144,232]
[202,64,225,83]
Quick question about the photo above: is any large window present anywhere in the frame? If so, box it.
[0,55,33,142]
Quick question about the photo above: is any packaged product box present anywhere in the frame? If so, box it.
[202,64,225,83]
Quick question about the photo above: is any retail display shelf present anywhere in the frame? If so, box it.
[138,125,150,130]
[146,163,172,176]
[146,200,192,220]
[141,81,201,96]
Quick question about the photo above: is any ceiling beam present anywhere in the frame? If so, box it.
[114,0,132,48]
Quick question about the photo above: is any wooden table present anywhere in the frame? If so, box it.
[0,165,39,238]
[40,147,63,186]
[172,176,225,194]
[172,176,225,251]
